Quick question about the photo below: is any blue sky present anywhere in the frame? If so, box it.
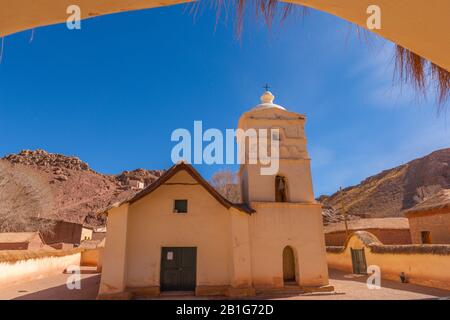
[0,3,448,196]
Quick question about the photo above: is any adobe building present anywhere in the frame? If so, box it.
[41,220,90,248]
[0,232,45,250]
[81,226,93,241]
[404,189,450,244]
[98,91,330,299]
[92,227,107,242]
[324,218,411,246]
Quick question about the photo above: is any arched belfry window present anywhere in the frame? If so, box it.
[275,175,288,202]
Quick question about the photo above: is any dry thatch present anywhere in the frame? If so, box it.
[370,244,450,256]
[0,247,83,263]
[326,230,450,255]
[199,0,449,107]
[189,0,305,36]
[395,45,450,109]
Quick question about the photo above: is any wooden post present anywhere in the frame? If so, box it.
[340,187,349,238]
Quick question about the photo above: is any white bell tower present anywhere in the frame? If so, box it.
[237,90,315,204]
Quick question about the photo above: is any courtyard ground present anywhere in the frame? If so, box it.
[0,269,449,300]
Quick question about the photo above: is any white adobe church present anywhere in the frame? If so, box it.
[98,90,330,299]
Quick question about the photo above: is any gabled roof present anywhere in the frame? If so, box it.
[100,162,255,215]
[404,189,450,215]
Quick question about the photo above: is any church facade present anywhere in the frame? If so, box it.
[98,91,330,298]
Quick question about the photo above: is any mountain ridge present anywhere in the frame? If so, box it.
[318,148,450,221]
[1,148,449,228]
[0,149,164,227]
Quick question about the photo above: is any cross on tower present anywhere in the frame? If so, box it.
[263,84,271,91]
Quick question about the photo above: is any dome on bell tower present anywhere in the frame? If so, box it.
[252,90,286,111]
[238,89,314,205]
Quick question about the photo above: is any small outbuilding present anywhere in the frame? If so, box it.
[40,219,86,247]
[404,189,450,244]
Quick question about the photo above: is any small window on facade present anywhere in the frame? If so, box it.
[421,231,431,244]
[174,200,188,213]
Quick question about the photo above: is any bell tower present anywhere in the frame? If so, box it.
[238,90,315,204]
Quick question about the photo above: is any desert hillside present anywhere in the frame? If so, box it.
[319,148,450,220]
[1,148,449,228]
[0,150,164,227]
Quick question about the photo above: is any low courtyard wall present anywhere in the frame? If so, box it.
[0,249,83,288]
[80,248,103,271]
[325,228,411,246]
[327,231,450,291]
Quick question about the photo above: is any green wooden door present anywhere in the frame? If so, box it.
[351,248,367,274]
[160,247,197,291]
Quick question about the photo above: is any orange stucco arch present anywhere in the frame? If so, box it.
[285,0,450,72]
[0,0,449,71]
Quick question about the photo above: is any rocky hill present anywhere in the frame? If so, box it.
[1,148,449,228]
[0,150,164,227]
[319,148,450,221]
[321,205,360,225]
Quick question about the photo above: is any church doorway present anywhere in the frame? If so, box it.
[160,247,197,291]
[282,246,296,284]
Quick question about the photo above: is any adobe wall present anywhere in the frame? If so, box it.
[325,229,411,246]
[407,209,450,244]
[249,202,329,288]
[80,248,102,271]
[0,249,82,288]
[112,170,236,295]
[326,232,450,291]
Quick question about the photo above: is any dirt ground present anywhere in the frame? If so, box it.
[0,269,449,300]
[0,267,101,300]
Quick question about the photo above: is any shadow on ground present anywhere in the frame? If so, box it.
[13,274,101,300]
[329,269,450,298]
[7,269,450,300]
